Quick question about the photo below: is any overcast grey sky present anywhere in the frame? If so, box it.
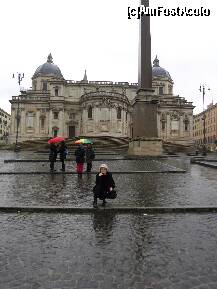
[0,0,216,114]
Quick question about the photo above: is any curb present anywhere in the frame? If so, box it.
[0,170,186,175]
[192,161,217,169]
[0,206,216,214]
[4,157,181,163]
[4,159,126,163]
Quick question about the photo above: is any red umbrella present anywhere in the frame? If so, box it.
[48,137,65,144]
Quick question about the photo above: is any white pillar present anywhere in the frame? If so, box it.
[20,109,26,136]
[48,110,53,137]
[111,107,116,135]
[11,109,15,134]
[189,115,193,137]
[35,110,40,136]
[166,114,170,139]
[59,109,64,137]
[180,115,184,137]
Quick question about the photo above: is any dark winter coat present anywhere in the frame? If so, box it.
[74,146,85,164]
[93,172,115,199]
[85,147,95,163]
[49,144,58,162]
[58,143,68,161]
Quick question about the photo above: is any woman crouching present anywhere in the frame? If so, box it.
[93,164,116,208]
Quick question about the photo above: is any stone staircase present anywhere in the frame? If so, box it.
[163,140,195,154]
[1,136,195,154]
[4,136,129,153]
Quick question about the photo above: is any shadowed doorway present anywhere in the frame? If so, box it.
[69,126,75,138]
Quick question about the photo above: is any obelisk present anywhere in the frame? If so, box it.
[138,0,152,90]
[128,0,162,156]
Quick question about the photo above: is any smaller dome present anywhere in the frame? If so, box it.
[152,56,172,79]
[33,54,64,79]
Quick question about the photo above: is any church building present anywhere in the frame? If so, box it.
[9,54,194,146]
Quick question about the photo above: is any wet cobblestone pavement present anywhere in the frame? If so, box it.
[0,152,216,207]
[1,151,217,288]
[1,158,183,173]
[1,212,217,289]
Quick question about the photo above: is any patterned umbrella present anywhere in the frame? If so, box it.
[74,138,93,145]
[48,137,65,144]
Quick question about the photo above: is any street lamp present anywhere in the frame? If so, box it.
[12,72,24,152]
[199,84,210,156]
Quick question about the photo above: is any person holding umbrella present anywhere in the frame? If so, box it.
[58,141,68,172]
[48,137,65,172]
[49,143,58,172]
[85,144,95,172]
[74,144,86,176]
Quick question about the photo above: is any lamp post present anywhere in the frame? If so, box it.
[199,84,210,156]
[12,72,24,152]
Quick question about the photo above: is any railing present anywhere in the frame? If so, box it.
[11,95,50,101]
[80,91,129,101]
[66,79,138,87]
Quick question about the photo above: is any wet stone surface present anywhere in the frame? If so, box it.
[1,213,217,289]
[0,157,183,174]
[0,151,217,207]
[1,151,217,288]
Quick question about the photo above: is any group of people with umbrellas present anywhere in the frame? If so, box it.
[48,136,117,207]
[48,137,95,173]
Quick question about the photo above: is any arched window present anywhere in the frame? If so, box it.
[53,111,59,120]
[41,118,45,129]
[117,107,121,120]
[88,106,92,119]
[184,117,189,131]
[42,82,47,91]
[55,87,59,96]
[159,87,164,95]
[26,112,34,128]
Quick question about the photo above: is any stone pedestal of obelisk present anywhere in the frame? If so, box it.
[128,0,162,156]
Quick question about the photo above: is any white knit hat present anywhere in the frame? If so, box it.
[99,163,108,171]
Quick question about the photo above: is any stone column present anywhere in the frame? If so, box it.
[11,109,15,134]
[35,110,40,136]
[59,109,64,137]
[189,115,193,137]
[48,110,53,137]
[95,106,100,135]
[111,107,116,136]
[20,109,26,136]
[82,109,86,135]
[180,115,184,137]
[63,109,66,137]
[45,111,49,135]
[166,114,170,140]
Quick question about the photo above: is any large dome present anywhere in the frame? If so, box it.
[33,54,64,79]
[152,56,172,79]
